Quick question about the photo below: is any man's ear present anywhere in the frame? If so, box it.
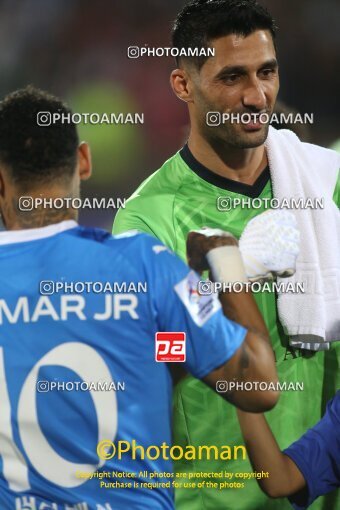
[0,167,13,229]
[170,67,195,103]
[77,142,92,181]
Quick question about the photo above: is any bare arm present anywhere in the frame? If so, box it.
[237,410,306,498]
[203,293,278,412]
[187,231,279,412]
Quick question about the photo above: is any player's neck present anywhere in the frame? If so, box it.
[5,208,77,230]
[187,134,268,185]
[3,188,78,230]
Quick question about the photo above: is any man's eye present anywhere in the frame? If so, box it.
[260,68,276,78]
[224,74,239,83]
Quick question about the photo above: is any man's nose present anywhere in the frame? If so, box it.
[242,79,267,110]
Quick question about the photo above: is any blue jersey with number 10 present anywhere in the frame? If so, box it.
[0,221,246,510]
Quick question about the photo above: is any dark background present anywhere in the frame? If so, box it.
[0,0,339,229]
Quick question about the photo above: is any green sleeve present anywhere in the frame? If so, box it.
[332,169,340,208]
[112,196,177,252]
[113,206,156,237]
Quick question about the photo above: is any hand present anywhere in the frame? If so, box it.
[187,227,238,273]
[239,210,300,282]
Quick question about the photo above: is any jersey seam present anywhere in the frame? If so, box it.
[177,390,208,510]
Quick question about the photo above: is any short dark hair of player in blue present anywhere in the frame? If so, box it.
[0,85,79,189]
[172,0,277,69]
[237,391,340,509]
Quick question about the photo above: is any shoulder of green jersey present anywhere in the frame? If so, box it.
[129,151,187,198]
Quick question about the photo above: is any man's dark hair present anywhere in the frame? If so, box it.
[172,0,277,69]
[0,86,79,188]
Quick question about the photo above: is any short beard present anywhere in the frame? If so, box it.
[202,121,270,150]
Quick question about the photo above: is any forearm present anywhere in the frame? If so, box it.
[219,287,268,339]
[237,410,306,497]
[208,243,278,390]
[205,253,278,411]
[187,231,278,410]
[220,286,278,399]
[204,328,278,412]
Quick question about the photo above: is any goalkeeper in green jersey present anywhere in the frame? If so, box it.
[113,1,340,509]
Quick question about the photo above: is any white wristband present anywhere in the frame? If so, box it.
[206,245,248,284]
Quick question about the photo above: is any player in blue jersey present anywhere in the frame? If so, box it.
[237,391,340,509]
[0,86,281,510]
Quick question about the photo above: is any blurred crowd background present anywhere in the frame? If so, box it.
[0,0,339,230]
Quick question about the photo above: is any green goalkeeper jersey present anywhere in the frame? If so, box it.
[113,145,340,510]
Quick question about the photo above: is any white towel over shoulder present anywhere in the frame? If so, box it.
[265,127,340,350]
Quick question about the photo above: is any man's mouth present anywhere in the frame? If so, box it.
[239,112,270,131]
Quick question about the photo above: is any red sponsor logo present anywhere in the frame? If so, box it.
[155,332,186,362]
